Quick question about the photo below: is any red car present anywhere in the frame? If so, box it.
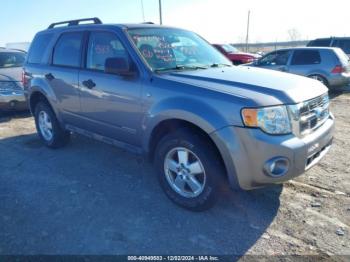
[213,44,260,65]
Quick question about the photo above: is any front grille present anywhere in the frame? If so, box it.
[299,94,329,135]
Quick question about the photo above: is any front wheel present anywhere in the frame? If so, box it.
[154,129,225,211]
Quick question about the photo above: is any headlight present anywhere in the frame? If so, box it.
[241,105,292,135]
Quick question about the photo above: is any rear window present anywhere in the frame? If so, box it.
[307,39,331,47]
[53,32,83,68]
[291,50,321,65]
[0,52,26,68]
[27,33,53,64]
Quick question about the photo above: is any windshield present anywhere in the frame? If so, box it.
[127,28,231,71]
[221,44,239,53]
[0,52,26,68]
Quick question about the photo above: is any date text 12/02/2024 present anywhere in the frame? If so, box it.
[127,256,220,261]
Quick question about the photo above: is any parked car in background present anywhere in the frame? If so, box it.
[213,44,260,65]
[307,37,350,57]
[249,47,350,90]
[24,18,334,211]
[0,48,27,111]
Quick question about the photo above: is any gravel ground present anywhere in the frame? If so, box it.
[0,90,349,259]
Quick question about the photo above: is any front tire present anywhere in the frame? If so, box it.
[34,101,70,148]
[154,129,225,211]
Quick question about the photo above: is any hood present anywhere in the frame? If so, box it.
[227,52,259,59]
[158,66,328,106]
[0,67,22,82]
[237,52,259,58]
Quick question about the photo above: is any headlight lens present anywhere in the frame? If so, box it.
[242,105,292,135]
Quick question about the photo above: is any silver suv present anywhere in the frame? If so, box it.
[250,47,350,90]
[0,48,27,111]
[23,18,334,211]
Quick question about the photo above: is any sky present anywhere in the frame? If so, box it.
[1,0,349,47]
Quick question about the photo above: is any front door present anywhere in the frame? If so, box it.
[78,30,143,146]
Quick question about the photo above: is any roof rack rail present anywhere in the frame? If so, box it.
[48,17,102,29]
[142,22,155,24]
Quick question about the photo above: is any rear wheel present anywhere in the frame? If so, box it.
[154,129,225,211]
[34,101,70,148]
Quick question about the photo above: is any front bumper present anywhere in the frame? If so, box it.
[0,91,28,111]
[210,114,335,190]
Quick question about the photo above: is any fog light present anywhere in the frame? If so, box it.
[263,157,289,177]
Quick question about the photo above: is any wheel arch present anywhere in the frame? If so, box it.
[147,118,229,183]
[307,73,329,86]
[29,88,63,124]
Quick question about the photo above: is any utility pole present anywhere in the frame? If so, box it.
[140,0,145,22]
[245,10,250,52]
[159,0,163,25]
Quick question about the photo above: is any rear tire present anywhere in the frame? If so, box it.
[308,74,328,87]
[154,129,225,211]
[34,101,70,148]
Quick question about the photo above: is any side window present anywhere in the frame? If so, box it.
[53,32,83,67]
[259,50,291,66]
[86,31,128,71]
[291,50,321,65]
[28,33,54,64]
[274,50,291,65]
[258,52,277,65]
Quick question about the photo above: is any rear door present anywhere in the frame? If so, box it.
[78,30,143,146]
[46,31,84,124]
[288,49,322,76]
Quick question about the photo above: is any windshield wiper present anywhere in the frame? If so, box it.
[210,63,232,68]
[155,64,208,72]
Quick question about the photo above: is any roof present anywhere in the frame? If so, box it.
[0,47,26,53]
[38,22,180,35]
[311,36,350,40]
[273,46,341,52]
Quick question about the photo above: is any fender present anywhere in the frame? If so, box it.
[29,77,63,123]
[141,96,228,152]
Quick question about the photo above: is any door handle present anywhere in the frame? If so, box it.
[45,73,55,81]
[82,79,96,89]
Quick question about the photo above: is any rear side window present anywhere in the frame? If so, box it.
[53,32,84,67]
[27,33,53,64]
[307,39,331,47]
[291,50,321,65]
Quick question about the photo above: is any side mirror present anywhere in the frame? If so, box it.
[105,57,135,76]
